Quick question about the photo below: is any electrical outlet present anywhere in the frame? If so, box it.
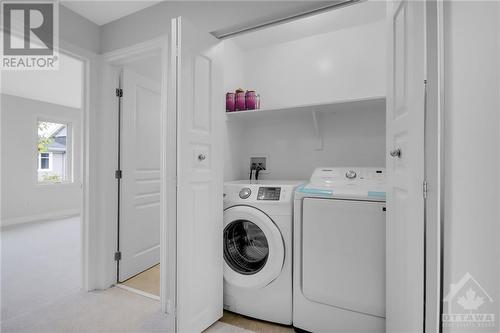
[250,156,268,173]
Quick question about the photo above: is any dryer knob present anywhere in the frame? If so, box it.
[239,188,251,199]
[345,170,357,179]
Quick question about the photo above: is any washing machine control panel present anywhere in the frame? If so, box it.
[257,187,281,200]
[224,182,303,204]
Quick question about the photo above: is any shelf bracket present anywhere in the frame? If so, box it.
[312,109,323,151]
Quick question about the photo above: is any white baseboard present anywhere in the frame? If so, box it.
[1,209,80,228]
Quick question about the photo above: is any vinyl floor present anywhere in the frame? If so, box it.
[220,310,297,333]
[122,264,161,297]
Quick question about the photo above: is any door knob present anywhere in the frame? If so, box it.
[198,154,206,161]
[390,148,402,158]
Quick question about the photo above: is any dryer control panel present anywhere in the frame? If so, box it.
[310,167,386,184]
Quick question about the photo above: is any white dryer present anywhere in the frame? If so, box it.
[223,180,303,325]
[293,168,386,332]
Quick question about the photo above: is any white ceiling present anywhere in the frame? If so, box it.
[61,1,162,26]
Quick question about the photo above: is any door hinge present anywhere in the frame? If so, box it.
[115,170,122,179]
[166,299,176,315]
[423,180,428,199]
[115,88,123,97]
[114,251,121,261]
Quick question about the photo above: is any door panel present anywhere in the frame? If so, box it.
[386,0,426,331]
[172,17,224,333]
[119,68,162,282]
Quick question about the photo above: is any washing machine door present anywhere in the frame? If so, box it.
[223,205,285,289]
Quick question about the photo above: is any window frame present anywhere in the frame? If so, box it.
[36,118,74,185]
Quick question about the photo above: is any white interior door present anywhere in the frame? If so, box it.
[171,17,224,332]
[386,0,426,332]
[119,68,162,282]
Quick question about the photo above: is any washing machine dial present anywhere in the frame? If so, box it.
[345,170,357,179]
[239,188,251,199]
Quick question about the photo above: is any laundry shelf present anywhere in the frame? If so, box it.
[225,96,386,120]
[225,96,386,151]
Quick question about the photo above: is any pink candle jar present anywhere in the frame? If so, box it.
[245,90,256,110]
[235,89,245,111]
[226,92,235,112]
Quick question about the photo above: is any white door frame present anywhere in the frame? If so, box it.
[424,0,445,331]
[102,36,174,322]
[51,40,97,293]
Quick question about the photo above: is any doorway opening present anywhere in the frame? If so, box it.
[104,40,166,302]
[1,49,85,324]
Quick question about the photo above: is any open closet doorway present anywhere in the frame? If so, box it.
[118,61,162,297]
[104,38,167,301]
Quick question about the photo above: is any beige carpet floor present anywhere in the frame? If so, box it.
[122,264,160,296]
[1,219,252,333]
[2,286,172,333]
[3,286,256,333]
[1,217,82,323]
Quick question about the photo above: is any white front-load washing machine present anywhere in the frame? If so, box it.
[223,180,302,325]
[294,167,387,333]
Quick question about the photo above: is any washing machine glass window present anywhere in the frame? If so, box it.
[224,220,269,275]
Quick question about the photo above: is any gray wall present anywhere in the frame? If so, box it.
[226,108,386,181]
[1,94,82,226]
[443,2,499,332]
[59,5,100,53]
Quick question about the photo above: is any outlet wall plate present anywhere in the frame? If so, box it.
[250,154,270,174]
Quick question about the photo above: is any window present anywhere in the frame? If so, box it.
[37,120,72,183]
[38,152,52,170]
